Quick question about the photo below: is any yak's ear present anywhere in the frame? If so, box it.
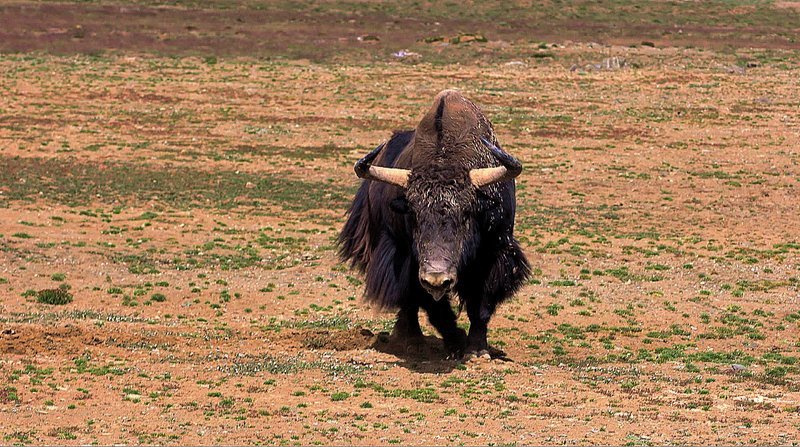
[389,196,410,214]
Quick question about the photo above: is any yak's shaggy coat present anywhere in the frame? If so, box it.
[339,90,530,357]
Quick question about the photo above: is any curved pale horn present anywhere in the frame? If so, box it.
[354,142,411,188]
[470,166,509,188]
[470,137,523,188]
[364,166,410,188]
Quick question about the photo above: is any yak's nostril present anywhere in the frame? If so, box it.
[420,272,455,290]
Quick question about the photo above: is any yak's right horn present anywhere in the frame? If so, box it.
[354,142,411,188]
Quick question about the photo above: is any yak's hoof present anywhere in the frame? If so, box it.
[445,351,465,360]
[444,329,468,360]
[466,344,510,361]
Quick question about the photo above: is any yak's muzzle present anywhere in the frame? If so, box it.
[419,263,456,301]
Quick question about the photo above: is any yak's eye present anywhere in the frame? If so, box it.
[389,197,410,214]
[462,209,472,222]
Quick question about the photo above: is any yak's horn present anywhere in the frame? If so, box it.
[354,142,411,188]
[470,137,523,188]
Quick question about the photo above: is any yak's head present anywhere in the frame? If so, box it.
[402,166,475,300]
[353,90,522,300]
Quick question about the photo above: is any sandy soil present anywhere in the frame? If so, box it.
[1,1,800,445]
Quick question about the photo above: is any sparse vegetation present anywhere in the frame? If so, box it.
[0,1,799,444]
[35,286,73,305]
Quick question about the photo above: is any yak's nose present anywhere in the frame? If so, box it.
[419,263,457,300]
[420,271,455,290]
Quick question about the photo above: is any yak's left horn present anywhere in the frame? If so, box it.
[470,137,523,188]
[354,142,411,188]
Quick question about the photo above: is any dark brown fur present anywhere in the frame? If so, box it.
[338,90,530,358]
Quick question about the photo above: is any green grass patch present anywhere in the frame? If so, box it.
[36,286,73,305]
[0,156,351,212]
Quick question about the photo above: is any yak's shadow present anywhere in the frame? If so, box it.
[369,330,464,374]
[300,328,508,373]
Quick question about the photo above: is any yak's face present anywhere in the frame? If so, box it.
[402,167,477,300]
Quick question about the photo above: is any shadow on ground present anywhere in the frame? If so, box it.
[370,330,463,374]
[292,327,462,373]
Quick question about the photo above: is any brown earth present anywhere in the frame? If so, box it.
[2,0,800,61]
[1,1,800,445]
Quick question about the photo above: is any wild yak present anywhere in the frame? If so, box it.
[338,90,530,359]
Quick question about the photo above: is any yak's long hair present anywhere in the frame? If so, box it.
[338,129,530,310]
[338,130,416,309]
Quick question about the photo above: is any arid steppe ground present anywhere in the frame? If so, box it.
[1,1,800,445]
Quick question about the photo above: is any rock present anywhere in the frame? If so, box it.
[570,57,626,73]
[450,34,487,44]
[421,36,444,43]
[392,50,421,59]
[730,363,747,373]
[723,65,746,75]
[600,57,626,70]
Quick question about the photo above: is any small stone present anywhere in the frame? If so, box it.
[600,57,626,70]
[392,50,421,59]
[724,65,746,75]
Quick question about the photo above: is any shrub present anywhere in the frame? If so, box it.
[36,286,73,305]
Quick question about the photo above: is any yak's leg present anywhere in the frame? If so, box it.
[462,241,528,359]
[388,301,424,352]
[465,299,506,359]
[420,297,467,358]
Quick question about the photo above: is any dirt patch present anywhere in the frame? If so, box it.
[0,323,179,356]
[776,2,800,11]
[289,328,378,351]
[1,324,87,355]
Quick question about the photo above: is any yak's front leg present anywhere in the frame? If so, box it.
[465,299,506,359]
[420,297,466,358]
[388,300,425,353]
[461,241,528,360]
